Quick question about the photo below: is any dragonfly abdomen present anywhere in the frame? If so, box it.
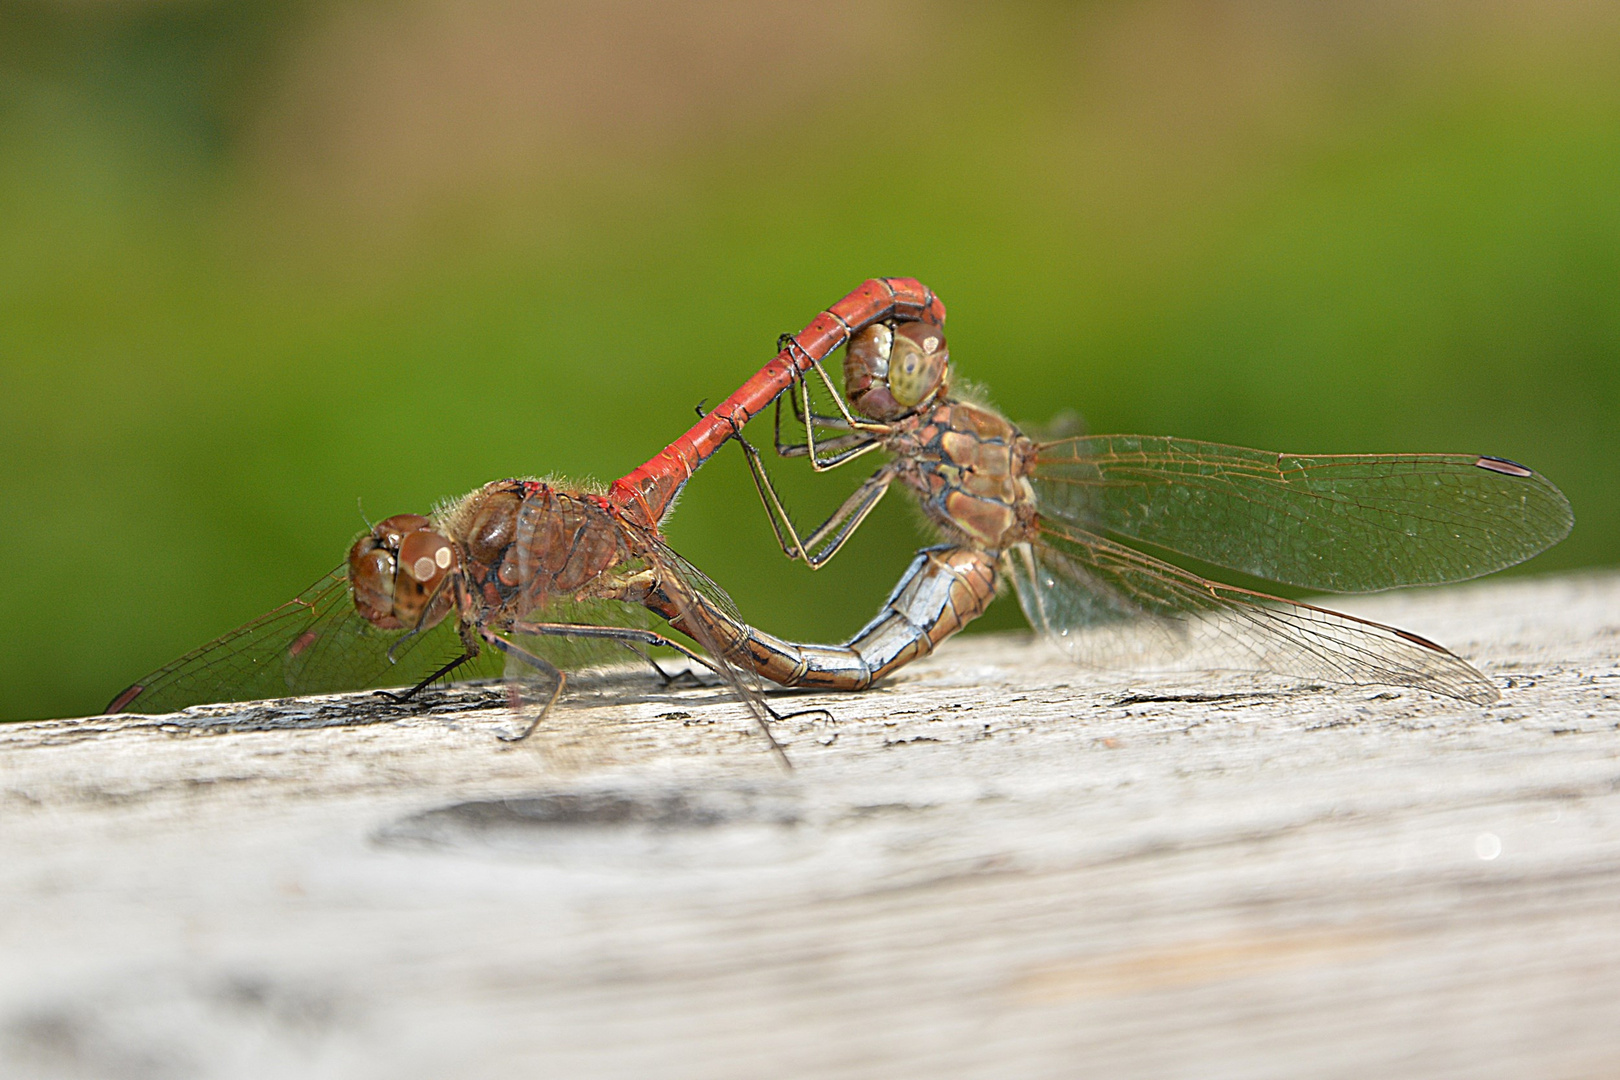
[651,546,998,691]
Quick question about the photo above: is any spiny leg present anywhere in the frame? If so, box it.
[373,648,480,704]
[482,627,567,743]
[698,371,885,568]
[765,700,836,726]
[800,367,879,471]
[370,578,500,709]
[737,425,818,565]
[715,403,881,568]
[511,619,834,752]
[780,336,891,434]
[777,340,891,469]
[509,619,725,678]
[775,395,881,464]
[620,641,709,688]
[736,427,898,569]
[781,371,854,430]
[789,469,896,567]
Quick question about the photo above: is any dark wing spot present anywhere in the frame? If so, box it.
[106,684,145,713]
[1475,456,1534,478]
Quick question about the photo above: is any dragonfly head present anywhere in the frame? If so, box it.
[844,321,950,421]
[348,513,461,631]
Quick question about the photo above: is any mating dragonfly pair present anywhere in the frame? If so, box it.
[108,279,1574,761]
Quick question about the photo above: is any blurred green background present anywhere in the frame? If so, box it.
[3,1,1617,721]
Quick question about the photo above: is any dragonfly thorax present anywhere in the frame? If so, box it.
[438,479,640,619]
[893,402,1039,552]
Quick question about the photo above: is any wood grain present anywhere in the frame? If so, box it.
[3,572,1618,1079]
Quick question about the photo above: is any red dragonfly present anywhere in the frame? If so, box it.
[106,279,944,756]
[648,316,1574,704]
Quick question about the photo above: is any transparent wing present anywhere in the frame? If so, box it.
[497,493,692,685]
[489,594,675,725]
[641,537,791,764]
[1032,435,1573,592]
[490,513,788,761]
[106,566,501,715]
[653,544,745,632]
[501,591,680,676]
[1005,521,1499,704]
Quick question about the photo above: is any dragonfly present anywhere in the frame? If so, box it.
[657,316,1574,704]
[106,279,946,759]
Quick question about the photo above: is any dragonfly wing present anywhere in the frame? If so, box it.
[1005,521,1500,704]
[1032,435,1573,592]
[642,538,791,764]
[107,566,494,714]
[489,596,666,722]
[501,594,676,673]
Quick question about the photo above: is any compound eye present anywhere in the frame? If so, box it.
[845,323,893,381]
[398,529,458,587]
[887,322,948,408]
[348,539,401,628]
[844,324,904,420]
[374,513,432,550]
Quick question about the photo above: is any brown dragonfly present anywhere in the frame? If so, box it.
[651,317,1573,704]
[105,279,949,760]
[108,480,814,758]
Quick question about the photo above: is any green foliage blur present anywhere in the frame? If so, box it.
[3,1,1617,721]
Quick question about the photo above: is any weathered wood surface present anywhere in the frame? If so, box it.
[2,572,1618,1080]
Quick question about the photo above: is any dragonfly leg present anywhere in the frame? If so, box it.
[508,619,724,677]
[780,366,856,431]
[509,619,824,757]
[735,431,805,562]
[621,642,709,688]
[776,392,877,461]
[789,362,891,470]
[482,628,568,743]
[710,399,887,568]
[736,434,896,568]
[774,397,881,463]
[790,468,896,568]
[374,648,480,703]
[781,337,892,437]
[778,434,882,464]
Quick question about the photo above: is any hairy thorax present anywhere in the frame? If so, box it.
[436,480,638,624]
[889,402,1039,551]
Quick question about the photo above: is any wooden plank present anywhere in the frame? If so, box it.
[2,573,1618,1079]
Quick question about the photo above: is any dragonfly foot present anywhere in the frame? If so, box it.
[659,668,710,690]
[768,704,835,726]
